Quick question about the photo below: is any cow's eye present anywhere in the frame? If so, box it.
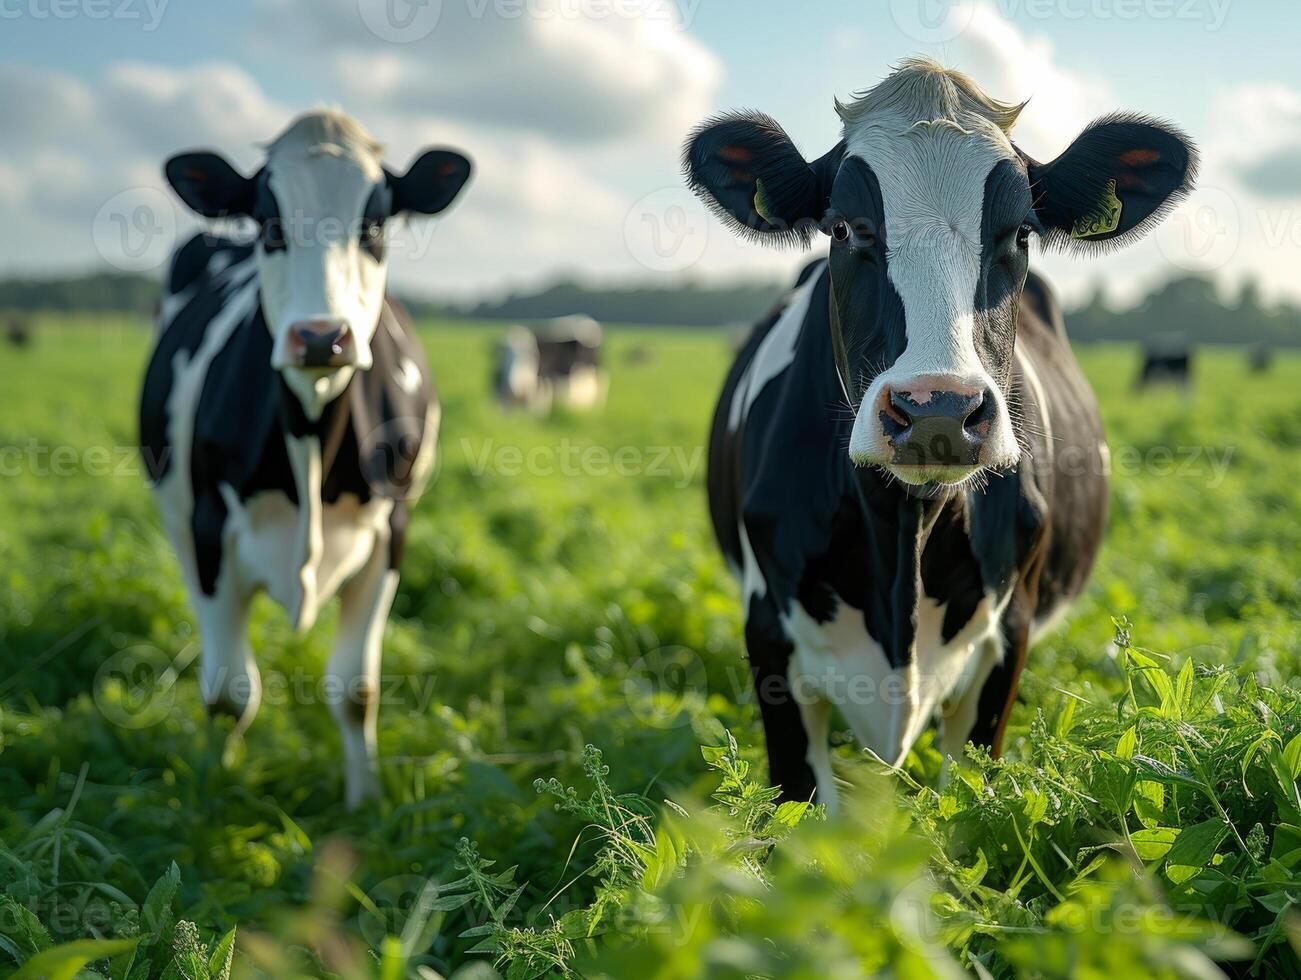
[1015,223,1032,249]
[830,220,851,244]
[360,219,385,260]
[260,218,287,254]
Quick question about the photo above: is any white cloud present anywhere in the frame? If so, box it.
[6,0,1284,307]
[946,2,1114,160]
[257,0,720,145]
[98,62,290,162]
[0,0,733,297]
[0,65,95,144]
[0,45,722,298]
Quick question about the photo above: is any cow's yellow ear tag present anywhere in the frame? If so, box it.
[1071,179,1123,240]
[753,178,776,225]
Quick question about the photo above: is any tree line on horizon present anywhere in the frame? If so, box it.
[0,270,1297,347]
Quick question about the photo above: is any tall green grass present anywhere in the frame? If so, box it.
[1,320,1298,977]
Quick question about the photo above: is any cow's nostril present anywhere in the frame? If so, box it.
[962,390,995,438]
[323,326,350,353]
[881,381,995,469]
[885,390,913,430]
[290,321,354,366]
[883,389,915,437]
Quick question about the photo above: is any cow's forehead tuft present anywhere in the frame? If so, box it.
[836,57,1025,136]
[263,109,385,179]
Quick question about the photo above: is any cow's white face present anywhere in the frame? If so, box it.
[684,58,1197,491]
[835,117,1026,486]
[165,110,471,417]
[261,147,388,359]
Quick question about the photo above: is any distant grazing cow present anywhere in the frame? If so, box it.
[1137,343,1192,390]
[493,316,604,413]
[6,316,31,348]
[686,58,1195,809]
[139,110,472,808]
[624,345,655,367]
[1248,344,1273,374]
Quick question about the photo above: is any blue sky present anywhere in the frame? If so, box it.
[2,0,1298,305]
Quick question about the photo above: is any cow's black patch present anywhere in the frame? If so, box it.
[734,273,849,609]
[167,232,230,294]
[744,591,814,803]
[975,158,1033,388]
[140,237,257,484]
[826,157,908,404]
[253,171,287,254]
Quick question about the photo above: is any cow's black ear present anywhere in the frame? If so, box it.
[1027,113,1197,252]
[388,149,472,216]
[164,152,255,218]
[684,111,843,247]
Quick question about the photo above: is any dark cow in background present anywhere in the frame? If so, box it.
[686,58,1196,810]
[493,315,604,413]
[1248,343,1273,374]
[139,110,472,808]
[6,315,32,349]
[1137,336,1192,391]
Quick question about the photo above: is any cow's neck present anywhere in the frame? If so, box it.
[276,374,354,448]
[282,365,357,421]
[275,376,358,628]
[846,466,954,667]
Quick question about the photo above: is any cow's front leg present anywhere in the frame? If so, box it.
[193,570,260,735]
[968,595,1034,757]
[937,636,1002,781]
[745,600,818,806]
[328,534,399,810]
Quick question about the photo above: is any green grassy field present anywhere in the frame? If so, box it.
[1,318,1299,978]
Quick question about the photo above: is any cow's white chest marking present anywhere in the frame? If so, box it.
[218,477,394,630]
[782,587,1007,813]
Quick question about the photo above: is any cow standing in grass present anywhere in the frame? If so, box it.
[139,110,472,808]
[1137,341,1193,391]
[687,59,1196,809]
[493,316,605,414]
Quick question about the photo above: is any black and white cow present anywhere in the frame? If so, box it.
[1137,341,1193,390]
[493,316,605,413]
[686,59,1196,810]
[139,110,471,808]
